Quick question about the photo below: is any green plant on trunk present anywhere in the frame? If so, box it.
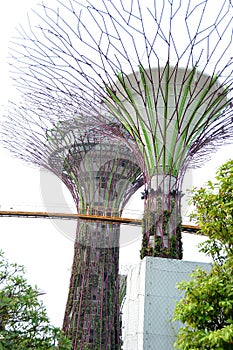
[140,203,182,259]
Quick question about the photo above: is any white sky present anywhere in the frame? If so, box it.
[0,0,232,327]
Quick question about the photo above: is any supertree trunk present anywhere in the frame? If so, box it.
[63,223,120,349]
[140,174,182,259]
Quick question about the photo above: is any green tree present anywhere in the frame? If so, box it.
[0,250,71,350]
[173,160,233,350]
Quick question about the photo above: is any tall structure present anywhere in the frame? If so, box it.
[9,0,232,258]
[106,65,230,259]
[47,120,143,349]
[2,113,142,349]
[3,0,233,348]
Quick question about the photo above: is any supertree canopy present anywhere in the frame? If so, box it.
[1,109,142,349]
[105,64,231,259]
[2,0,233,347]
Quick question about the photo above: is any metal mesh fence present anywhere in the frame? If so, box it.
[122,257,211,350]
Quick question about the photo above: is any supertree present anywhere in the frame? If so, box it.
[8,0,233,260]
[3,0,233,347]
[46,120,143,349]
[1,109,143,349]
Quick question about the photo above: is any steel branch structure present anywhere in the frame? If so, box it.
[2,0,233,348]
[9,0,233,259]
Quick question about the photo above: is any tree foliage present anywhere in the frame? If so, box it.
[0,250,71,350]
[191,160,233,259]
[173,160,233,350]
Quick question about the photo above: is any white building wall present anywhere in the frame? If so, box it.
[122,259,146,349]
[122,257,211,350]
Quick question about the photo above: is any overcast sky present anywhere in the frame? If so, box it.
[0,0,232,327]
